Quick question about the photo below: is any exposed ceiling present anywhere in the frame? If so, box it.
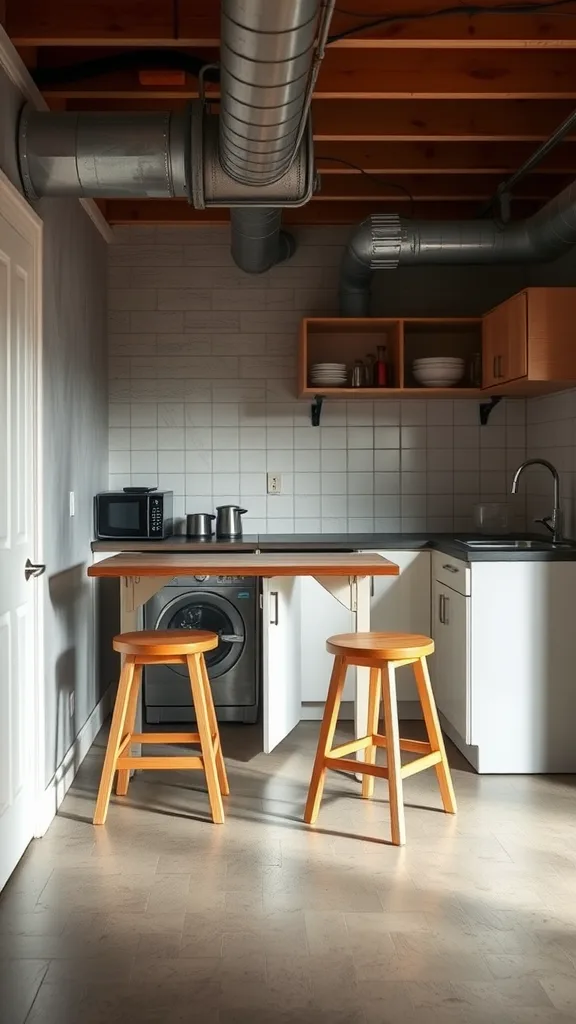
[5,0,576,228]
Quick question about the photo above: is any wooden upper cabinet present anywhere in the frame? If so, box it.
[482,288,576,393]
[482,291,527,387]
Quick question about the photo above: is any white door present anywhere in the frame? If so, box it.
[364,550,431,705]
[431,579,470,741]
[0,176,42,890]
[262,576,301,753]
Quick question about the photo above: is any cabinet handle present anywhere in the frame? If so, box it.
[270,591,279,626]
[493,355,498,379]
[439,593,445,624]
[444,594,450,626]
[442,563,459,573]
[370,576,374,598]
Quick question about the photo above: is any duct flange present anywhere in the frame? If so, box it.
[191,104,314,209]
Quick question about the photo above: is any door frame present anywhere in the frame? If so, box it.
[0,168,45,837]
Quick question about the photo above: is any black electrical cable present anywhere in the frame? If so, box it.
[329,0,576,44]
[32,49,220,89]
[320,155,416,215]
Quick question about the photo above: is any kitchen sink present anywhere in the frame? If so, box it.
[455,538,576,551]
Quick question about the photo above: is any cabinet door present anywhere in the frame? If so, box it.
[262,577,301,753]
[367,551,431,703]
[482,292,527,386]
[300,577,354,702]
[431,579,470,741]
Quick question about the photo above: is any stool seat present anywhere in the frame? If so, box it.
[327,632,434,661]
[305,631,456,846]
[113,629,218,657]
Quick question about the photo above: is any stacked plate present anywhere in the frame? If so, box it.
[413,357,465,388]
[309,362,347,387]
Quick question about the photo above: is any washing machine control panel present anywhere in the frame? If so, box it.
[194,575,209,582]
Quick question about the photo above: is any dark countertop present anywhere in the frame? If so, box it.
[92,532,576,561]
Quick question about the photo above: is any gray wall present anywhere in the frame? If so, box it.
[0,64,109,786]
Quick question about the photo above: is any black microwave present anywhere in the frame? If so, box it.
[94,489,173,540]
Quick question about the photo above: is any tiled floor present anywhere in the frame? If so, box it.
[2,721,576,1023]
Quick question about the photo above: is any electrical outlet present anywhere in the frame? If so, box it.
[267,473,282,494]
[68,692,75,718]
[69,491,75,517]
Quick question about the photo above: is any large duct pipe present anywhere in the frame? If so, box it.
[340,180,576,316]
[18,109,188,200]
[220,0,321,273]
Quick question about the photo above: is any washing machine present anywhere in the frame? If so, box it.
[143,575,259,724]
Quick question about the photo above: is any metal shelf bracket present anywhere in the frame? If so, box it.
[479,395,503,426]
[311,395,324,426]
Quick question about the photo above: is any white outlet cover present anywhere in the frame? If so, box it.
[267,473,282,494]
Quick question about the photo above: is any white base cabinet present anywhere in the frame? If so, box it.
[430,552,576,773]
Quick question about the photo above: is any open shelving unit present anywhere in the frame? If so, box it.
[298,317,484,398]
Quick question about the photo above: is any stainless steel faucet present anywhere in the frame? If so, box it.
[511,458,564,543]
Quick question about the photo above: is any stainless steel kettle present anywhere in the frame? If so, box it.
[186,512,215,539]
[215,505,247,539]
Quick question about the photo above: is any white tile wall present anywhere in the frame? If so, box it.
[525,389,576,537]
[108,226,527,534]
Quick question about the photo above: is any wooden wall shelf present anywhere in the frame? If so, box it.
[298,291,576,400]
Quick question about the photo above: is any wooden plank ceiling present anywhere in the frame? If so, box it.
[5,0,576,227]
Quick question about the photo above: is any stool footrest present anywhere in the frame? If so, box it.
[117,755,204,771]
[400,750,442,779]
[375,736,432,755]
[130,732,201,745]
[325,756,388,779]
[329,736,372,758]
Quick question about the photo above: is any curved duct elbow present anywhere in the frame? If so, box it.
[230,209,295,274]
[340,179,576,316]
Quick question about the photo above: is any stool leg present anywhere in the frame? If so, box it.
[361,667,381,800]
[200,655,230,797]
[413,656,457,815]
[304,655,347,825]
[381,662,406,846]
[187,653,225,825]
[94,658,136,825]
[116,665,142,797]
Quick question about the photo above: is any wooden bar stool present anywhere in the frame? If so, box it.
[304,633,456,846]
[93,630,229,826]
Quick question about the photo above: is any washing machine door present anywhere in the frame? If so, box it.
[154,590,245,679]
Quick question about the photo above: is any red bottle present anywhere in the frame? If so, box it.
[376,345,388,387]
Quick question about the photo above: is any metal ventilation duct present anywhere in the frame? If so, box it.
[220,0,322,273]
[340,181,576,316]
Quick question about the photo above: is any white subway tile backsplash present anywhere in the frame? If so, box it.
[130,428,158,450]
[347,427,374,449]
[158,427,185,449]
[213,451,240,473]
[375,426,400,449]
[131,450,158,473]
[321,449,347,472]
[295,449,320,472]
[108,227,527,534]
[158,450,185,473]
[321,473,347,495]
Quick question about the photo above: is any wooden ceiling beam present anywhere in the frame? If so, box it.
[61,98,576,144]
[103,197,542,225]
[316,173,563,201]
[316,141,576,175]
[8,0,576,48]
[35,49,576,101]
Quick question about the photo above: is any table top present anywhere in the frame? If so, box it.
[88,552,400,578]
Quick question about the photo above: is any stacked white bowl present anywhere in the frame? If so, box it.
[412,357,465,388]
[309,362,347,387]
